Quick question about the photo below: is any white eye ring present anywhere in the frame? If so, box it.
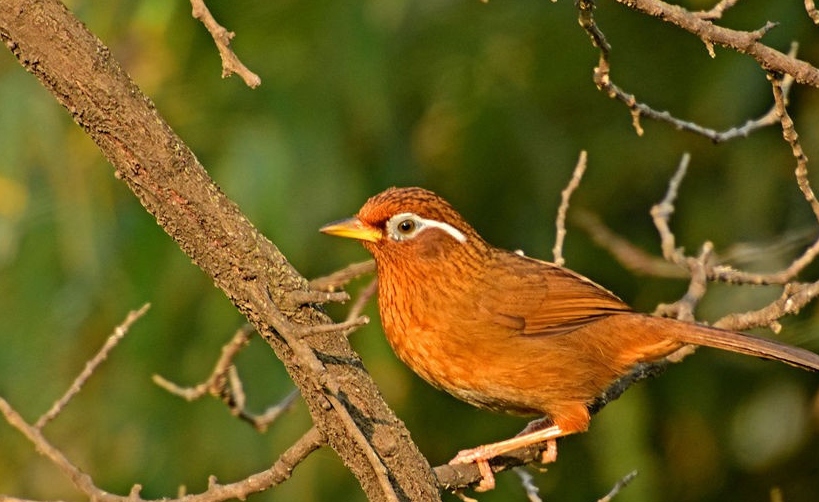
[386,213,466,243]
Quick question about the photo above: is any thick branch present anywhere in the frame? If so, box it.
[0,2,439,501]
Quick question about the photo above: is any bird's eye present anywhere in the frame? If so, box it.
[397,219,416,234]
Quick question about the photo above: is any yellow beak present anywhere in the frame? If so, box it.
[320,217,383,243]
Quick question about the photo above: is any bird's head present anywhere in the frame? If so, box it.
[320,187,487,262]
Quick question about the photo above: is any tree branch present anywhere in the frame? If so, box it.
[614,0,819,87]
[0,2,439,501]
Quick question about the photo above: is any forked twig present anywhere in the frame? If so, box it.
[153,325,299,432]
[578,0,800,140]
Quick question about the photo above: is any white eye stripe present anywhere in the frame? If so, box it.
[417,217,467,242]
[388,212,467,243]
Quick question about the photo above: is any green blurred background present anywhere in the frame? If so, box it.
[2,0,819,501]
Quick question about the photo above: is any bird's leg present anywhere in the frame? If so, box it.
[449,424,569,491]
[518,417,559,463]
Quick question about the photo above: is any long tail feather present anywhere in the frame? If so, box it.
[657,316,819,372]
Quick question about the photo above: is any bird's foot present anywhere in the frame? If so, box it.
[449,446,497,492]
[448,425,567,491]
[540,438,558,464]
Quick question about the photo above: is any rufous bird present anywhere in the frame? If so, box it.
[320,187,819,491]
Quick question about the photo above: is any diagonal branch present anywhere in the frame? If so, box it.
[0,2,439,501]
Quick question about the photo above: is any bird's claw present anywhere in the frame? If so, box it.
[449,447,496,492]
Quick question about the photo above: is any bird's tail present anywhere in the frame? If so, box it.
[652,315,819,372]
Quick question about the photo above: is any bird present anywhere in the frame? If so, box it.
[320,186,819,491]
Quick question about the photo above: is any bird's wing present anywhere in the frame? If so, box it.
[478,252,632,337]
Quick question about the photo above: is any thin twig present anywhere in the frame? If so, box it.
[153,325,300,432]
[309,260,376,292]
[553,150,587,266]
[573,209,689,278]
[614,0,819,87]
[715,280,819,332]
[247,389,300,432]
[578,1,800,140]
[597,471,639,502]
[346,278,378,323]
[189,0,261,88]
[1,392,325,502]
[650,153,690,265]
[695,0,742,20]
[35,303,151,430]
[153,324,253,401]
[514,468,543,502]
[771,73,819,223]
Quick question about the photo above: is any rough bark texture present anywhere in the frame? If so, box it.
[0,1,440,501]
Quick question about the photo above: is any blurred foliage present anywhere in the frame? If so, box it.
[1,0,819,501]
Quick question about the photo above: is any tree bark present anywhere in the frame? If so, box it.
[0,1,440,501]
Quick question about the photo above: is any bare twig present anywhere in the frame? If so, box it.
[715,280,819,332]
[296,315,370,337]
[597,471,639,502]
[153,325,301,432]
[35,303,151,430]
[573,209,689,278]
[153,324,253,401]
[1,391,325,502]
[578,1,800,140]
[695,0,742,20]
[650,153,690,265]
[514,468,543,502]
[771,73,819,223]
[288,289,350,307]
[346,278,378,323]
[189,0,261,88]
[248,390,300,432]
[663,242,714,324]
[614,0,819,87]
[553,150,587,266]
[309,260,376,292]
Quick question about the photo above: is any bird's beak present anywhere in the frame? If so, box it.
[320,217,382,243]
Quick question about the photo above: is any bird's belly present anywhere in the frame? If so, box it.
[384,325,555,415]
